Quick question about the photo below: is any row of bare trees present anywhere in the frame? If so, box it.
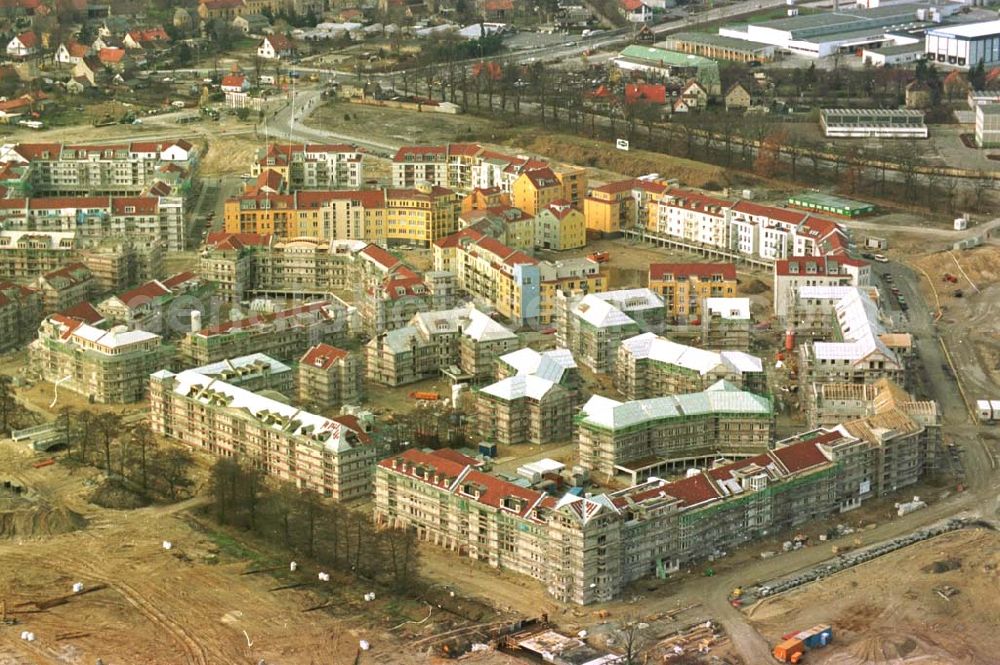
[56,411,194,501]
[207,458,420,592]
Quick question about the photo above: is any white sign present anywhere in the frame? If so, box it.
[616,138,629,151]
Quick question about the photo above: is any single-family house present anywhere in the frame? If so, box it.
[680,79,708,109]
[97,47,128,72]
[232,13,271,33]
[7,31,37,59]
[724,81,753,111]
[54,40,89,65]
[124,27,171,49]
[221,73,250,92]
[257,33,294,60]
[621,0,653,23]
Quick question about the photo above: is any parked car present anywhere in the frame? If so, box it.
[873,254,889,263]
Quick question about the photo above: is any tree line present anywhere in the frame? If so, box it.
[206,457,420,593]
[56,410,194,502]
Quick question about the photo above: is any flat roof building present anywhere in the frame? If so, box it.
[926,19,1000,69]
[820,108,928,139]
[975,103,1000,148]
[662,31,776,62]
[613,46,721,95]
[787,192,876,218]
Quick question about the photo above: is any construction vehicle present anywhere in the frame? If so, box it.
[773,638,804,663]
[587,251,610,263]
[408,391,440,401]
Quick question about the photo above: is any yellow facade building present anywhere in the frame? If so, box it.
[648,262,738,319]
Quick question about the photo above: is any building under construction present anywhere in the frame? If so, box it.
[150,368,375,501]
[376,396,941,604]
[577,380,774,482]
[476,377,575,445]
[616,332,765,400]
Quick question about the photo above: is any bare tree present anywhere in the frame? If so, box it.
[612,616,651,665]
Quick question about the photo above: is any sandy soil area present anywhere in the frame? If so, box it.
[747,528,1000,665]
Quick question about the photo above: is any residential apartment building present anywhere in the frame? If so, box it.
[511,167,564,216]
[648,262,737,321]
[577,380,774,482]
[189,353,294,395]
[0,139,196,196]
[223,185,460,248]
[0,281,41,352]
[534,201,586,250]
[351,243,457,336]
[375,410,940,604]
[31,314,171,403]
[774,255,871,320]
[81,239,164,294]
[458,206,536,251]
[556,289,665,374]
[150,368,375,501]
[643,188,865,272]
[583,177,668,234]
[366,305,519,386]
[36,262,96,313]
[477,376,574,445]
[616,332,765,399]
[298,343,363,407]
[178,299,355,366]
[0,231,76,280]
[96,272,203,334]
[391,144,586,207]
[434,228,605,327]
[0,195,187,251]
[251,143,364,189]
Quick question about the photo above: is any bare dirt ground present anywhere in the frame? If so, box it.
[746,528,1000,665]
[0,440,524,665]
[313,101,506,148]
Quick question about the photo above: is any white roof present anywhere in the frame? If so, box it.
[70,322,159,349]
[927,19,1000,38]
[579,379,771,430]
[499,347,577,383]
[521,458,565,475]
[412,305,515,342]
[621,332,763,374]
[590,288,664,312]
[480,374,558,401]
[0,229,76,246]
[798,285,858,300]
[812,288,896,365]
[573,294,636,329]
[704,297,750,320]
[169,369,353,452]
[191,353,290,378]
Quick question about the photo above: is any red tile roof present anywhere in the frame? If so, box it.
[128,26,170,44]
[264,33,293,51]
[523,167,559,189]
[221,74,246,88]
[771,439,833,474]
[359,244,401,271]
[664,188,732,216]
[162,271,197,289]
[205,231,272,250]
[300,342,349,370]
[98,48,126,64]
[197,301,331,337]
[625,82,667,105]
[731,200,808,226]
[111,197,158,215]
[433,227,484,249]
[648,262,737,281]
[14,31,36,47]
[592,178,638,195]
[115,280,171,305]
[58,300,104,325]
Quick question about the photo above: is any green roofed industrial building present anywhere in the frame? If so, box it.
[577,379,774,482]
[787,192,876,218]
[614,45,721,94]
[662,32,776,62]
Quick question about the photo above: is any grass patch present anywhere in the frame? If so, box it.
[207,530,264,561]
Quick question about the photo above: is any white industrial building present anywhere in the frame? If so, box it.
[925,19,1000,69]
[719,3,961,58]
[975,103,1000,148]
[820,108,928,138]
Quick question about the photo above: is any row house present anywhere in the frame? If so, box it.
[647,262,737,321]
[366,305,519,387]
[555,289,665,374]
[615,332,765,400]
[30,314,171,403]
[577,379,774,482]
[150,368,375,501]
[251,143,364,190]
[459,202,586,252]
[178,298,355,366]
[297,343,363,408]
[375,412,940,604]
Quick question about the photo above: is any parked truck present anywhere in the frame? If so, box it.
[774,625,833,662]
